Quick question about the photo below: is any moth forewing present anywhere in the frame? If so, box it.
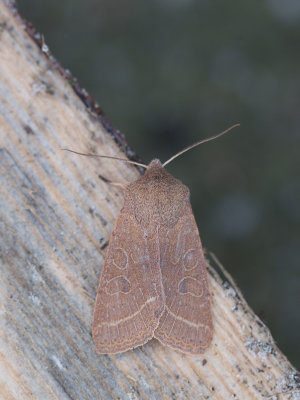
[154,202,213,354]
[92,166,165,354]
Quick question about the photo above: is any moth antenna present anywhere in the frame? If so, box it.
[61,148,148,169]
[162,123,240,168]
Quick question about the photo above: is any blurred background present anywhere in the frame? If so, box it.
[18,0,300,368]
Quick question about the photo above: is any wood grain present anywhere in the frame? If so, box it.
[0,2,299,399]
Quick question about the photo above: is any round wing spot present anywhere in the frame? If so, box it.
[183,249,198,270]
[178,277,203,297]
[105,276,131,295]
[113,248,128,269]
[142,264,148,274]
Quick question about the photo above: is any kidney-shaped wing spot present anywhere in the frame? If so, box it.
[178,276,204,297]
[154,202,213,355]
[92,209,164,354]
[105,275,131,295]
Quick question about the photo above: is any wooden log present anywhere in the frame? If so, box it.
[0,2,299,399]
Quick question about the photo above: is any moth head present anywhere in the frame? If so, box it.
[144,159,166,180]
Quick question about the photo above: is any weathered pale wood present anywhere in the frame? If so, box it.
[0,2,299,399]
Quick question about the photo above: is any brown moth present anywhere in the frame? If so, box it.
[92,157,213,355]
[65,124,238,355]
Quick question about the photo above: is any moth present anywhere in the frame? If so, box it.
[65,124,238,355]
